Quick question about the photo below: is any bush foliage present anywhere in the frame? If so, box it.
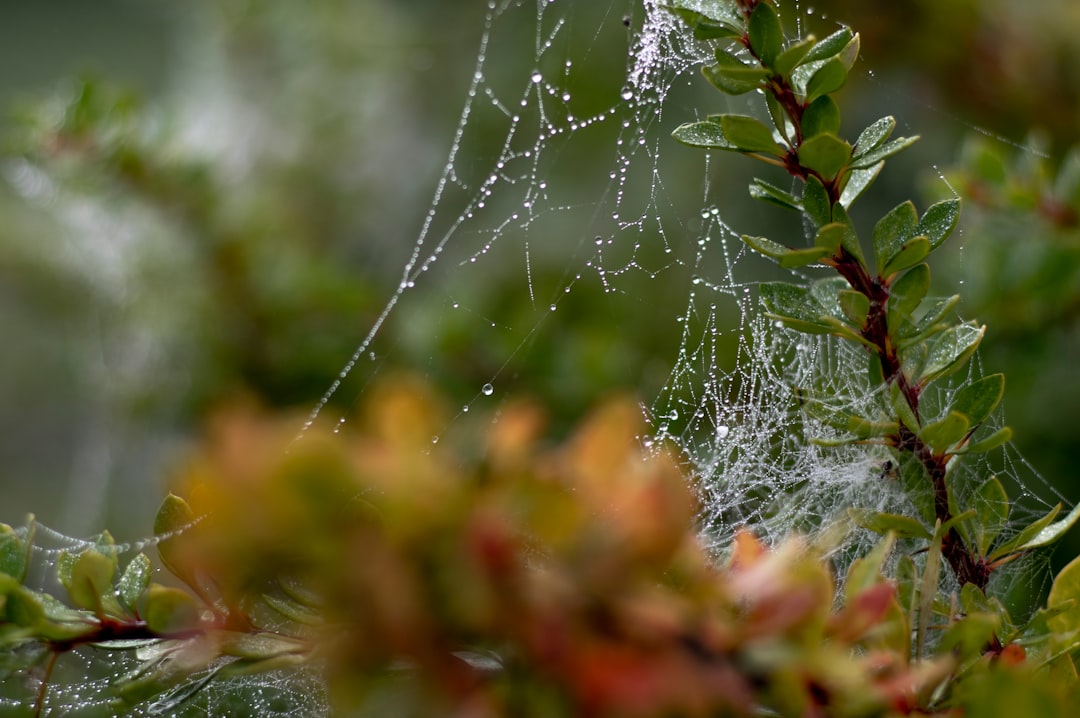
[3,1,1080,716]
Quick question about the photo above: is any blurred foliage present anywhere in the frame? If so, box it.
[4,381,1080,715]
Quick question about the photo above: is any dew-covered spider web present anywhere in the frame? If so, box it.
[4,0,1077,715]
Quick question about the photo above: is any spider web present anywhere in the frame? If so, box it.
[3,0,1075,714]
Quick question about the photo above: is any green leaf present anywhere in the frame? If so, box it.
[118,554,153,613]
[774,36,816,76]
[887,263,931,321]
[748,1,783,67]
[962,426,1013,454]
[702,50,771,95]
[839,162,883,208]
[144,584,201,635]
[155,493,197,587]
[0,525,26,582]
[760,282,833,334]
[919,411,970,453]
[853,116,896,156]
[916,198,961,250]
[801,174,831,229]
[898,294,959,343]
[805,57,849,102]
[741,235,832,268]
[750,178,802,211]
[67,550,116,612]
[262,593,322,626]
[849,135,919,170]
[873,200,918,276]
[219,631,308,660]
[829,202,866,264]
[663,6,744,40]
[917,521,944,659]
[798,132,851,179]
[916,321,985,384]
[890,382,920,435]
[973,476,1009,556]
[1009,503,1080,555]
[939,612,1000,661]
[814,222,846,254]
[719,114,784,155]
[850,509,931,540]
[764,92,791,141]
[989,503,1064,561]
[838,289,869,325]
[672,120,735,150]
[881,237,930,277]
[844,534,895,600]
[803,27,855,64]
[1048,553,1080,650]
[801,96,841,139]
[951,374,1005,428]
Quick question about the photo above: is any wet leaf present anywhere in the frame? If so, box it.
[774,36,815,76]
[672,120,734,150]
[748,1,783,67]
[839,161,883,207]
[916,198,961,250]
[703,50,770,95]
[888,263,931,321]
[67,549,116,612]
[854,116,896,156]
[801,174,831,229]
[804,57,848,102]
[0,525,26,581]
[798,132,851,178]
[973,476,1009,555]
[919,411,970,452]
[838,289,869,325]
[663,6,743,40]
[814,222,846,254]
[881,236,930,277]
[144,584,202,635]
[741,234,831,268]
[989,504,1064,561]
[801,96,841,139]
[119,554,153,613]
[802,27,855,64]
[873,200,918,276]
[915,321,985,384]
[750,178,801,211]
[1048,554,1080,651]
[898,294,959,344]
[154,493,197,586]
[962,426,1013,454]
[951,374,1005,428]
[719,114,785,155]
[760,282,833,334]
[848,135,919,170]
[849,509,932,540]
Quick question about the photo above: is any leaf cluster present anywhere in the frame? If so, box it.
[667,0,1080,709]
[7,381,1066,716]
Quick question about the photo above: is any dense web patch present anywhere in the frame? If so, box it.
[4,0,1075,714]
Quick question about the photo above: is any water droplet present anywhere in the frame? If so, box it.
[620,87,633,101]
[482,383,495,396]
[431,436,440,445]
[716,425,730,440]
[549,304,557,312]
[531,71,543,84]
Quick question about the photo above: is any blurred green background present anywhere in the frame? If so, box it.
[0,0,1077,568]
